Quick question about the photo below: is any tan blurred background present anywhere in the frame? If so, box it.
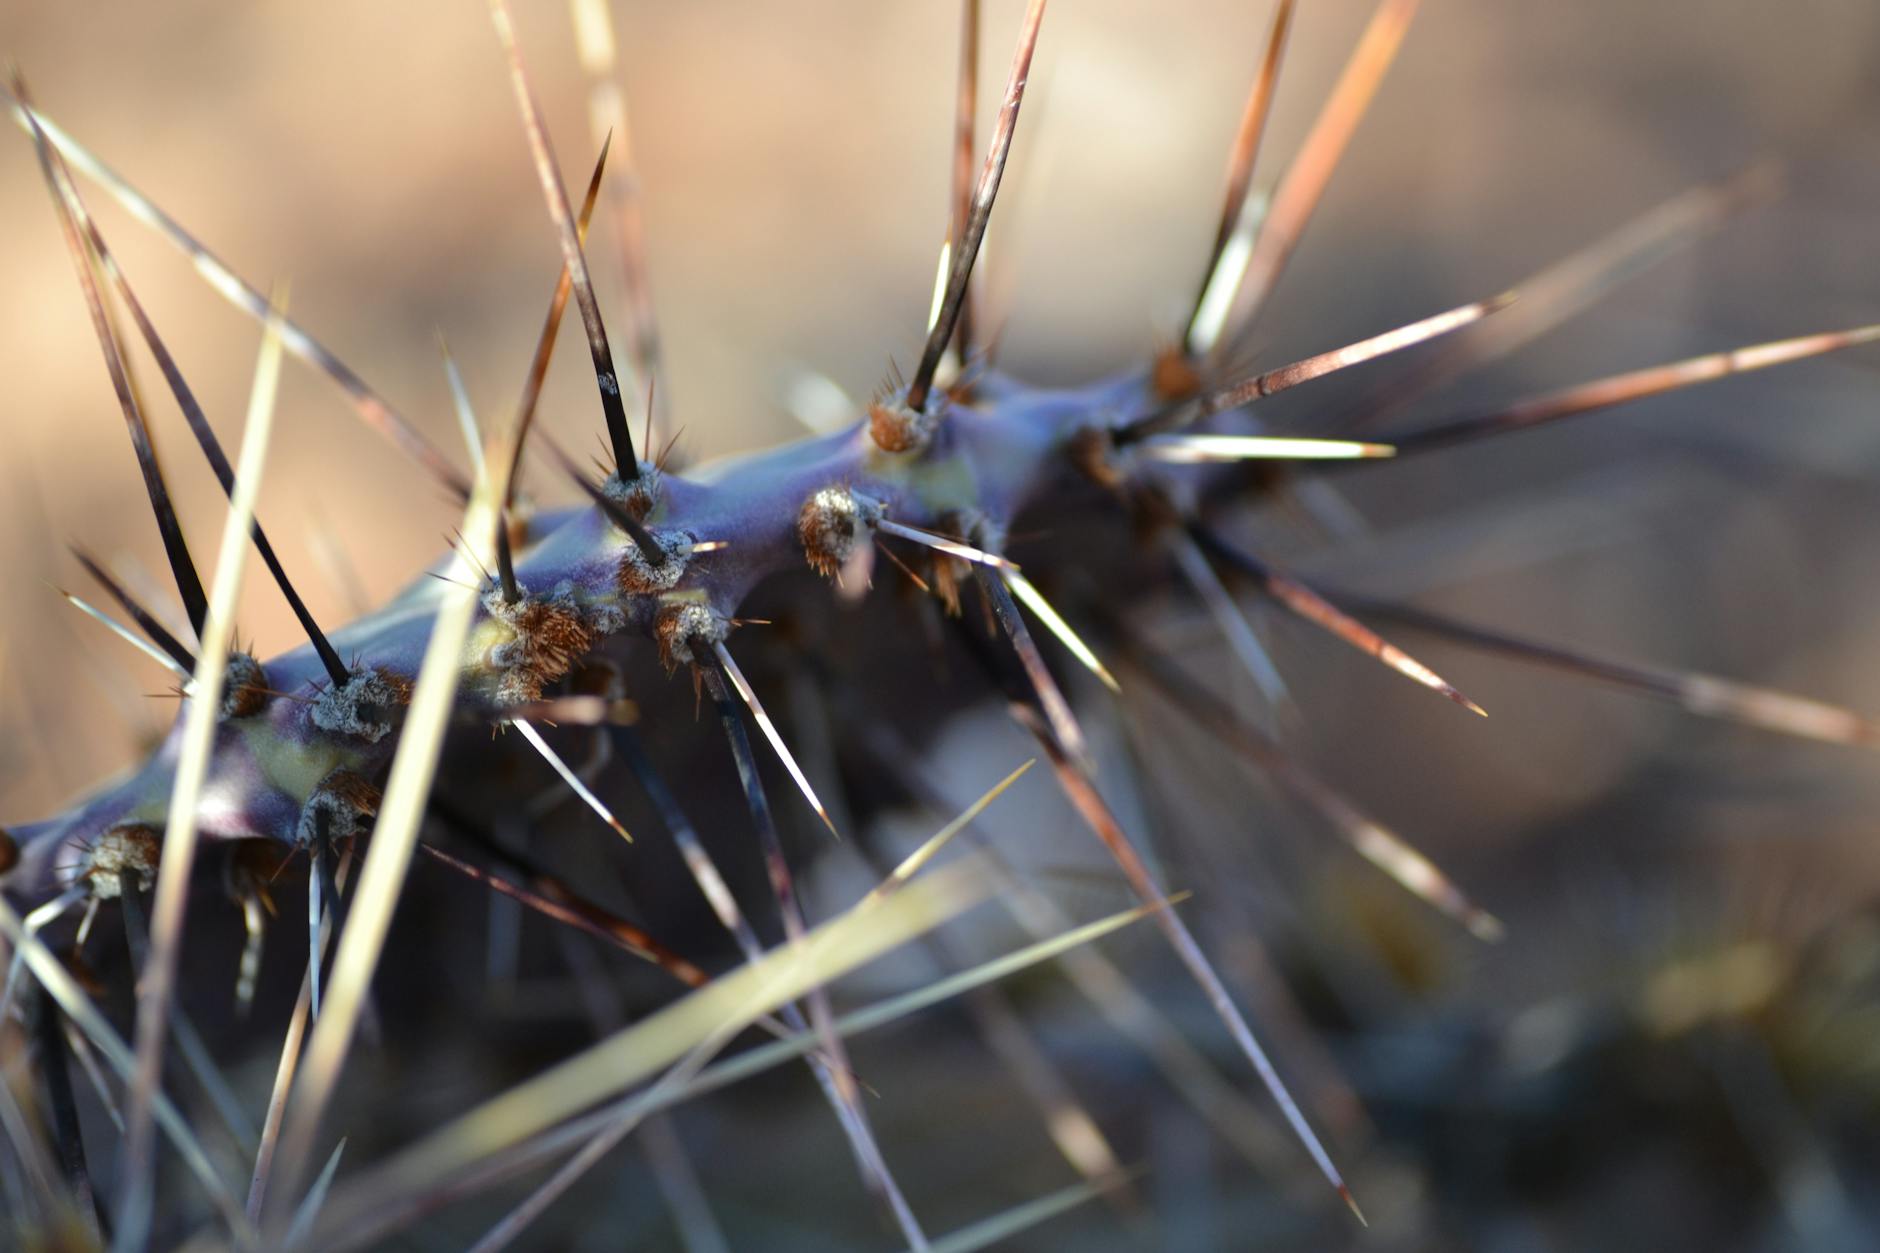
[10,3,1880,1247]
[5,0,1880,880]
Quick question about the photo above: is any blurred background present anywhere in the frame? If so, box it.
[5,1,1880,1249]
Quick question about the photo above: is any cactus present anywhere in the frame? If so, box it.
[3,1,1879,1249]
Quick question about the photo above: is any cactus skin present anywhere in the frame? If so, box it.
[1,370,1146,904]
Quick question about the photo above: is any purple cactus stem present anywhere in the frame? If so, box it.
[2,370,1159,905]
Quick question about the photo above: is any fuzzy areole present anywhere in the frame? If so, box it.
[482,581,599,706]
[220,652,270,720]
[81,823,160,900]
[868,397,937,454]
[614,528,692,596]
[798,485,885,577]
[656,600,728,670]
[295,769,381,846]
[310,666,414,744]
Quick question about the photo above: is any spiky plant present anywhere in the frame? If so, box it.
[3,1,1879,1248]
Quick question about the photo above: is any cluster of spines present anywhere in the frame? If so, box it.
[2,0,1879,1246]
